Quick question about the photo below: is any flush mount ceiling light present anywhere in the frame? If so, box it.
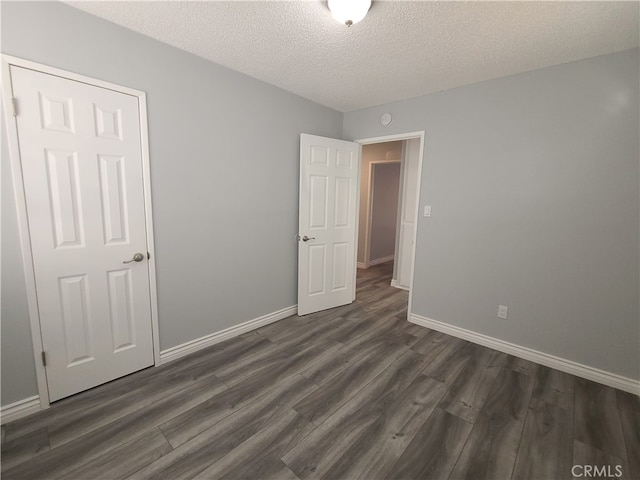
[328,0,372,27]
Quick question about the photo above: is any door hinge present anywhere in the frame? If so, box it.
[41,351,47,367]
[11,97,17,117]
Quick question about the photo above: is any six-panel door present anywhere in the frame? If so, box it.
[11,66,154,401]
[298,134,360,315]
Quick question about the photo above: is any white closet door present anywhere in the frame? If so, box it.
[11,65,154,401]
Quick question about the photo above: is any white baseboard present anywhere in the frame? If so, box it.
[410,314,640,395]
[1,396,41,424]
[358,256,395,270]
[160,305,298,364]
[390,279,409,291]
[368,255,394,267]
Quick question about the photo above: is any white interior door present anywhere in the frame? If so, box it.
[10,65,154,401]
[298,134,360,315]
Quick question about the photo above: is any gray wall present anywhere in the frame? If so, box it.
[344,48,640,381]
[370,163,401,261]
[0,1,342,406]
[2,109,37,404]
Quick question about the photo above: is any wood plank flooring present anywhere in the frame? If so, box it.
[2,262,639,480]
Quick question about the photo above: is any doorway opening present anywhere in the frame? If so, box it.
[355,132,425,319]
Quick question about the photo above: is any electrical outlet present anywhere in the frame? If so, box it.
[498,305,508,320]
[423,205,431,217]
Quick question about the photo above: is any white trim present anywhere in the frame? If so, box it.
[1,55,160,407]
[357,131,426,144]
[368,255,395,267]
[2,56,51,408]
[1,396,41,424]
[160,305,298,364]
[352,143,363,302]
[356,131,425,321]
[2,55,152,97]
[138,93,161,368]
[391,280,409,291]
[410,314,640,395]
[357,262,367,269]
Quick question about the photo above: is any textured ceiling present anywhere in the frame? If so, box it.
[65,1,639,112]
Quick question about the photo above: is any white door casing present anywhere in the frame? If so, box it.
[396,138,421,289]
[298,134,360,316]
[6,62,156,402]
[356,132,425,320]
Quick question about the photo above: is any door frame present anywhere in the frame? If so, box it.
[361,159,401,269]
[1,55,161,409]
[355,132,425,320]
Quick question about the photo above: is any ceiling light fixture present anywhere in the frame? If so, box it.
[328,0,372,27]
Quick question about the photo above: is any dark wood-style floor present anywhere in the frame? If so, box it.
[2,262,639,480]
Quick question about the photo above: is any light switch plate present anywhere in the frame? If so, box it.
[423,206,431,217]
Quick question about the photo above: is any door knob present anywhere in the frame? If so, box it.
[302,236,316,242]
[123,252,145,264]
